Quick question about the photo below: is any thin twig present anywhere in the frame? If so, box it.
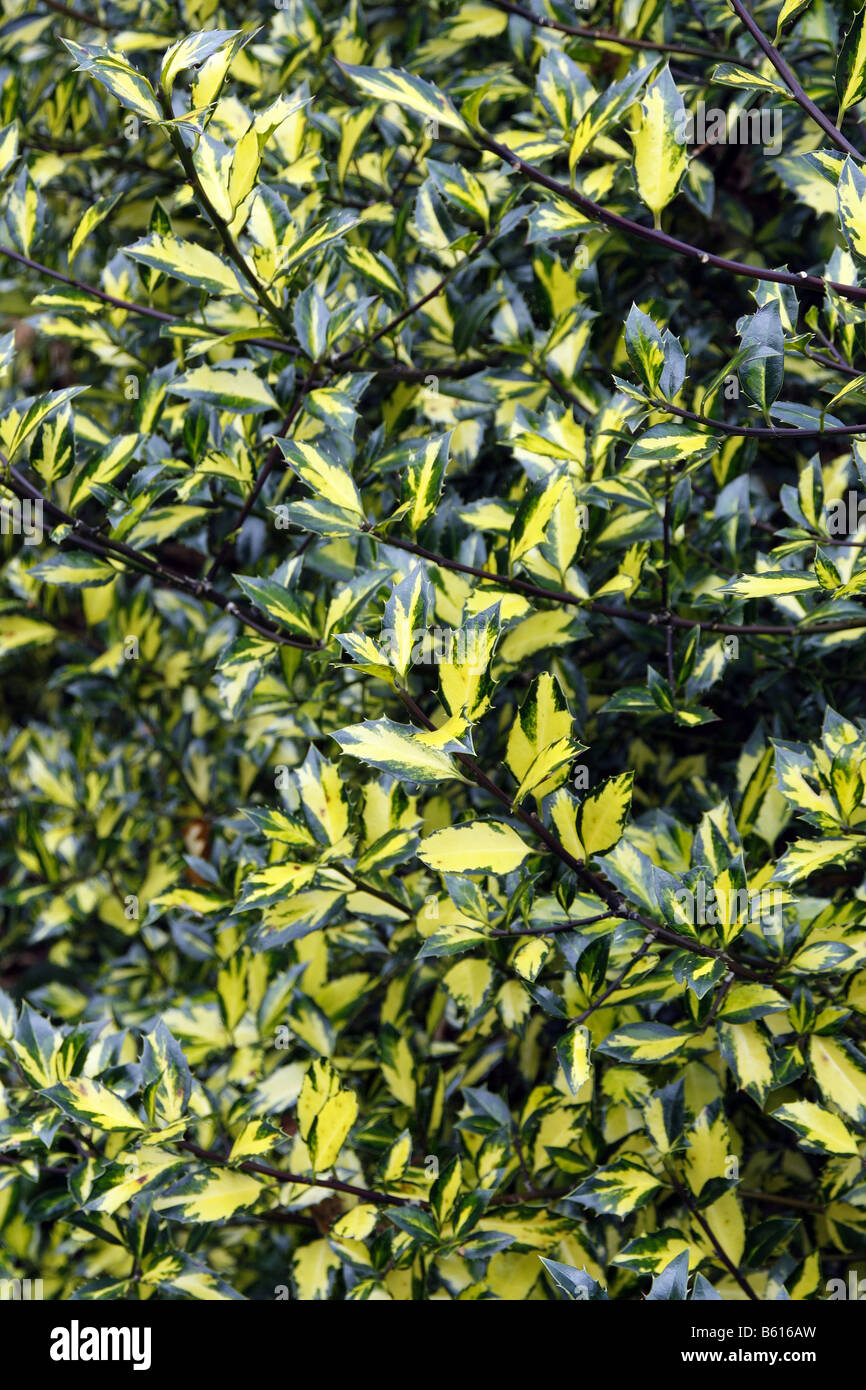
[487,0,725,60]
[662,468,675,689]
[331,229,496,365]
[569,936,655,1027]
[702,971,735,1029]
[665,1161,759,1300]
[41,0,121,29]
[159,92,294,336]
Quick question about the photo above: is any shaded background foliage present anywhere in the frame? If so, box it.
[0,0,865,1301]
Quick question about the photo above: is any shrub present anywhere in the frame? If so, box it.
[1,0,866,1303]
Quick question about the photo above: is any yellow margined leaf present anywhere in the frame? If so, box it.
[630,67,688,225]
[418,819,532,875]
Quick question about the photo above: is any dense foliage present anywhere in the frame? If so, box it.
[2,0,866,1303]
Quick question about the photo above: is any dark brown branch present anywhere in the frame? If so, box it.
[3,463,319,651]
[473,131,866,304]
[0,244,296,355]
[649,396,866,438]
[178,1140,416,1207]
[0,243,176,323]
[728,0,864,160]
[371,527,866,638]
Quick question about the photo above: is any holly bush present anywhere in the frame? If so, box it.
[2,0,866,1304]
